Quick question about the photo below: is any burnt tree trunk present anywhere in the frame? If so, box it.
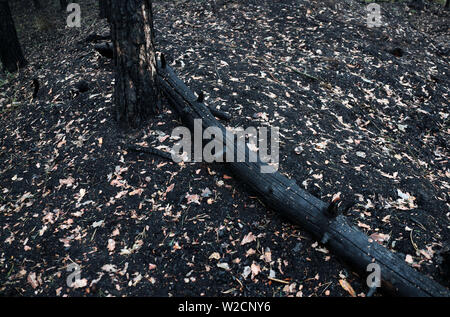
[99,0,111,21]
[0,0,27,73]
[59,0,67,10]
[156,57,450,297]
[109,0,160,128]
[32,0,41,9]
[445,0,449,9]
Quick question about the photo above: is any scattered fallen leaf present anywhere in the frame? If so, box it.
[405,254,414,264]
[339,279,356,297]
[27,272,39,289]
[217,262,230,271]
[209,252,221,260]
[241,232,256,245]
[251,262,261,279]
[107,239,115,252]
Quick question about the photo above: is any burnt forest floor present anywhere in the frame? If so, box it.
[0,0,449,297]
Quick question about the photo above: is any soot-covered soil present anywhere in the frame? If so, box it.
[0,0,449,296]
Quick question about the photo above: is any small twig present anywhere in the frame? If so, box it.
[267,276,290,284]
[126,145,172,160]
[283,64,320,81]
[319,281,333,295]
[214,60,222,81]
[411,218,427,231]
[410,230,419,252]
[186,213,209,222]
[231,274,244,289]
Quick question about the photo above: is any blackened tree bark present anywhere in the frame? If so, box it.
[0,0,27,73]
[445,0,449,9]
[32,0,41,9]
[59,0,67,10]
[99,0,111,21]
[110,0,160,128]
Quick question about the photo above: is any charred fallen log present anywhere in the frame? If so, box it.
[85,33,110,43]
[208,106,231,121]
[156,55,449,297]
